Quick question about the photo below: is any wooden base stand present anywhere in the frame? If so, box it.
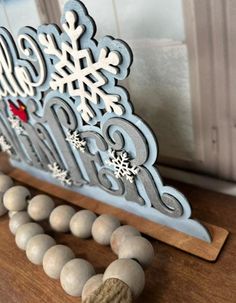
[0,155,228,262]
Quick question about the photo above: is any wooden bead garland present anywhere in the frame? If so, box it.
[0,174,155,302]
[60,258,95,296]
[9,211,31,234]
[43,244,75,279]
[3,185,31,211]
[26,234,56,265]
[28,195,55,221]
[49,205,76,232]
[70,210,97,239]
[0,174,14,216]
[8,210,18,218]
[15,222,44,250]
[110,225,141,255]
[91,214,120,245]
[82,274,104,301]
[0,192,7,216]
[0,174,14,192]
[103,259,145,298]
[118,236,155,268]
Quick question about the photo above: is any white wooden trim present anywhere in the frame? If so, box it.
[225,0,236,180]
[210,0,231,179]
[159,165,236,197]
[182,0,205,164]
[37,0,61,24]
[183,0,218,175]
[182,0,236,180]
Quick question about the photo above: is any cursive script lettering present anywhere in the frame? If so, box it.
[0,33,46,99]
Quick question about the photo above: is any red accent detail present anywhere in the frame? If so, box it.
[8,100,29,123]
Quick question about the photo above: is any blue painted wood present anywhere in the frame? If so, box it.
[0,0,211,242]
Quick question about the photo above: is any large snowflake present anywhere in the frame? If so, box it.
[48,162,72,186]
[106,149,139,183]
[39,11,123,122]
[0,135,12,155]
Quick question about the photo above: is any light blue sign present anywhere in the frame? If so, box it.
[0,0,211,242]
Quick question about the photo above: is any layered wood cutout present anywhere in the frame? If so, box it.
[0,0,223,250]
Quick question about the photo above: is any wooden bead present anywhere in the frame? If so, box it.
[0,203,7,216]
[60,258,95,297]
[26,234,56,265]
[28,194,55,221]
[82,274,103,301]
[49,205,75,232]
[0,202,7,216]
[0,193,7,216]
[118,237,154,268]
[15,222,44,250]
[9,211,31,234]
[0,175,13,192]
[118,236,154,268]
[92,214,120,245]
[110,225,141,255]
[103,259,145,298]
[3,186,31,211]
[43,245,75,279]
[70,210,97,239]
[8,210,18,218]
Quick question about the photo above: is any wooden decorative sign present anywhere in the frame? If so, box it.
[0,0,228,259]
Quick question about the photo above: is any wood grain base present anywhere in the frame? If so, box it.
[3,164,227,262]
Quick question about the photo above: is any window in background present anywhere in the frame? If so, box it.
[0,0,60,38]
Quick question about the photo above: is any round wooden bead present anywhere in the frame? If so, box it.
[82,274,103,301]
[0,193,7,216]
[103,259,145,298]
[28,194,55,221]
[60,258,95,296]
[118,236,154,268]
[0,202,7,216]
[26,234,56,265]
[43,245,75,279]
[0,175,13,192]
[15,222,44,250]
[9,211,31,234]
[49,205,75,232]
[92,214,120,245]
[8,210,18,218]
[110,225,141,255]
[3,186,31,211]
[70,210,97,239]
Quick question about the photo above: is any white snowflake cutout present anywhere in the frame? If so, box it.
[48,162,72,186]
[65,130,86,152]
[0,135,12,155]
[106,149,139,183]
[8,116,25,134]
[38,11,124,123]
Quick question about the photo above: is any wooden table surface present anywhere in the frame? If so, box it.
[0,176,236,303]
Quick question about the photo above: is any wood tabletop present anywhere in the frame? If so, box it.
[0,174,236,302]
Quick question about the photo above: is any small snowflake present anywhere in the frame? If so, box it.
[106,149,139,183]
[8,116,24,134]
[48,162,72,186]
[39,10,123,122]
[65,130,86,152]
[0,135,12,155]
